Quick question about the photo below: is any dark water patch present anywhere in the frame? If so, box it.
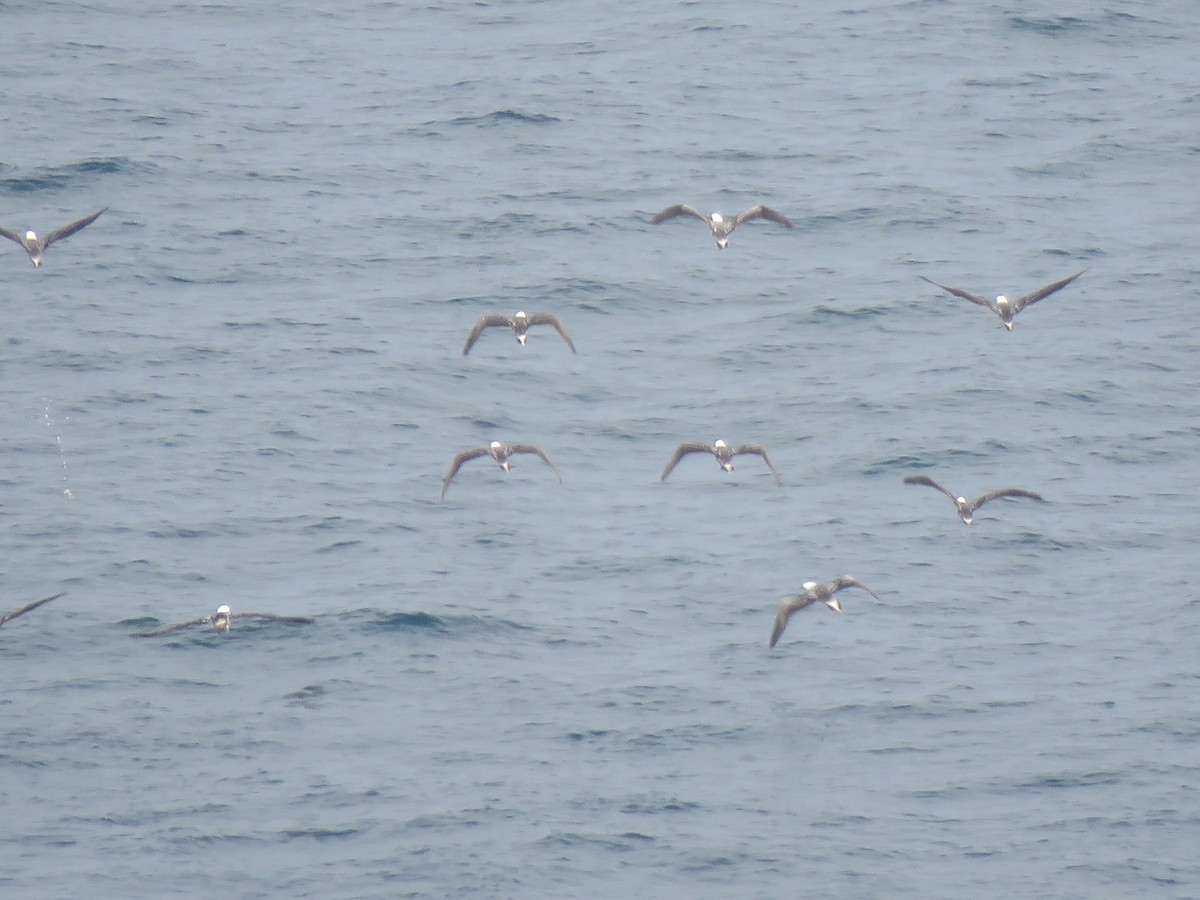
[284,684,326,707]
[1008,15,1092,36]
[282,827,360,840]
[445,109,560,127]
[537,830,654,852]
[0,157,149,193]
[373,610,447,632]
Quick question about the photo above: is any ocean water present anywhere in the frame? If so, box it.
[2,1,1198,896]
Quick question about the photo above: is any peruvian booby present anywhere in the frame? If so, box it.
[903,475,1045,525]
[651,204,792,250]
[769,577,880,648]
[441,440,562,498]
[0,208,107,267]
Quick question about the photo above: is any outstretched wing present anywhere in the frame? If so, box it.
[903,474,958,503]
[527,312,576,353]
[732,444,782,486]
[970,488,1045,511]
[769,594,819,648]
[660,442,712,481]
[919,275,996,311]
[462,313,513,356]
[234,612,315,625]
[828,576,880,601]
[43,208,107,247]
[1014,269,1087,312]
[509,444,562,482]
[0,224,27,248]
[134,616,213,638]
[734,205,793,229]
[441,447,490,498]
[0,592,65,628]
[651,204,709,225]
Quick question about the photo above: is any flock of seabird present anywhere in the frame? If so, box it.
[6,199,1081,648]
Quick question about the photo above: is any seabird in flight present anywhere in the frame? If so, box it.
[462,311,576,356]
[0,208,107,267]
[919,269,1086,331]
[441,440,562,498]
[903,475,1045,525]
[651,204,793,250]
[660,440,781,486]
[0,593,64,628]
[134,604,314,637]
[769,577,880,648]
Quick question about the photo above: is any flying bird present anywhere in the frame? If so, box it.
[441,440,562,498]
[919,269,1086,331]
[462,310,576,356]
[903,475,1045,525]
[769,577,879,649]
[651,204,793,250]
[134,604,314,637]
[660,440,781,486]
[0,208,107,267]
[0,593,64,628]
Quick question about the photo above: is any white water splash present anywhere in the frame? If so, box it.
[42,401,75,500]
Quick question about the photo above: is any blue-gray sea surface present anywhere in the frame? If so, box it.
[2,1,1198,897]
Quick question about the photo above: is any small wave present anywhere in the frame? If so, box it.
[0,157,149,194]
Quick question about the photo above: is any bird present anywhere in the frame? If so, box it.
[918,269,1086,331]
[660,440,781,486]
[903,475,1045,525]
[0,593,64,628]
[650,204,793,250]
[441,440,562,498]
[0,208,107,267]
[769,577,880,649]
[462,311,576,356]
[133,604,314,637]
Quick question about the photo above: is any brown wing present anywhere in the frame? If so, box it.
[828,576,880,601]
[969,488,1045,512]
[133,616,213,638]
[919,275,997,312]
[732,444,782,486]
[651,204,709,225]
[234,612,315,625]
[903,474,958,503]
[0,592,65,627]
[769,594,819,648]
[441,447,490,498]
[462,313,514,356]
[735,205,793,229]
[0,224,27,248]
[43,208,107,247]
[1014,269,1086,312]
[527,312,576,353]
[660,442,713,481]
[508,444,562,482]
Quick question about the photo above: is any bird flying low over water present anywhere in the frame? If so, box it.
[918,269,1086,331]
[660,440,781,486]
[0,208,107,267]
[134,604,314,637]
[769,577,879,649]
[0,593,65,628]
[441,440,562,498]
[651,204,793,250]
[903,475,1045,525]
[462,311,576,356]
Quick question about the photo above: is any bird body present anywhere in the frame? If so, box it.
[651,204,792,249]
[769,577,879,648]
[660,439,781,486]
[441,440,561,498]
[903,475,1045,525]
[919,269,1086,330]
[462,311,575,355]
[0,208,107,267]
